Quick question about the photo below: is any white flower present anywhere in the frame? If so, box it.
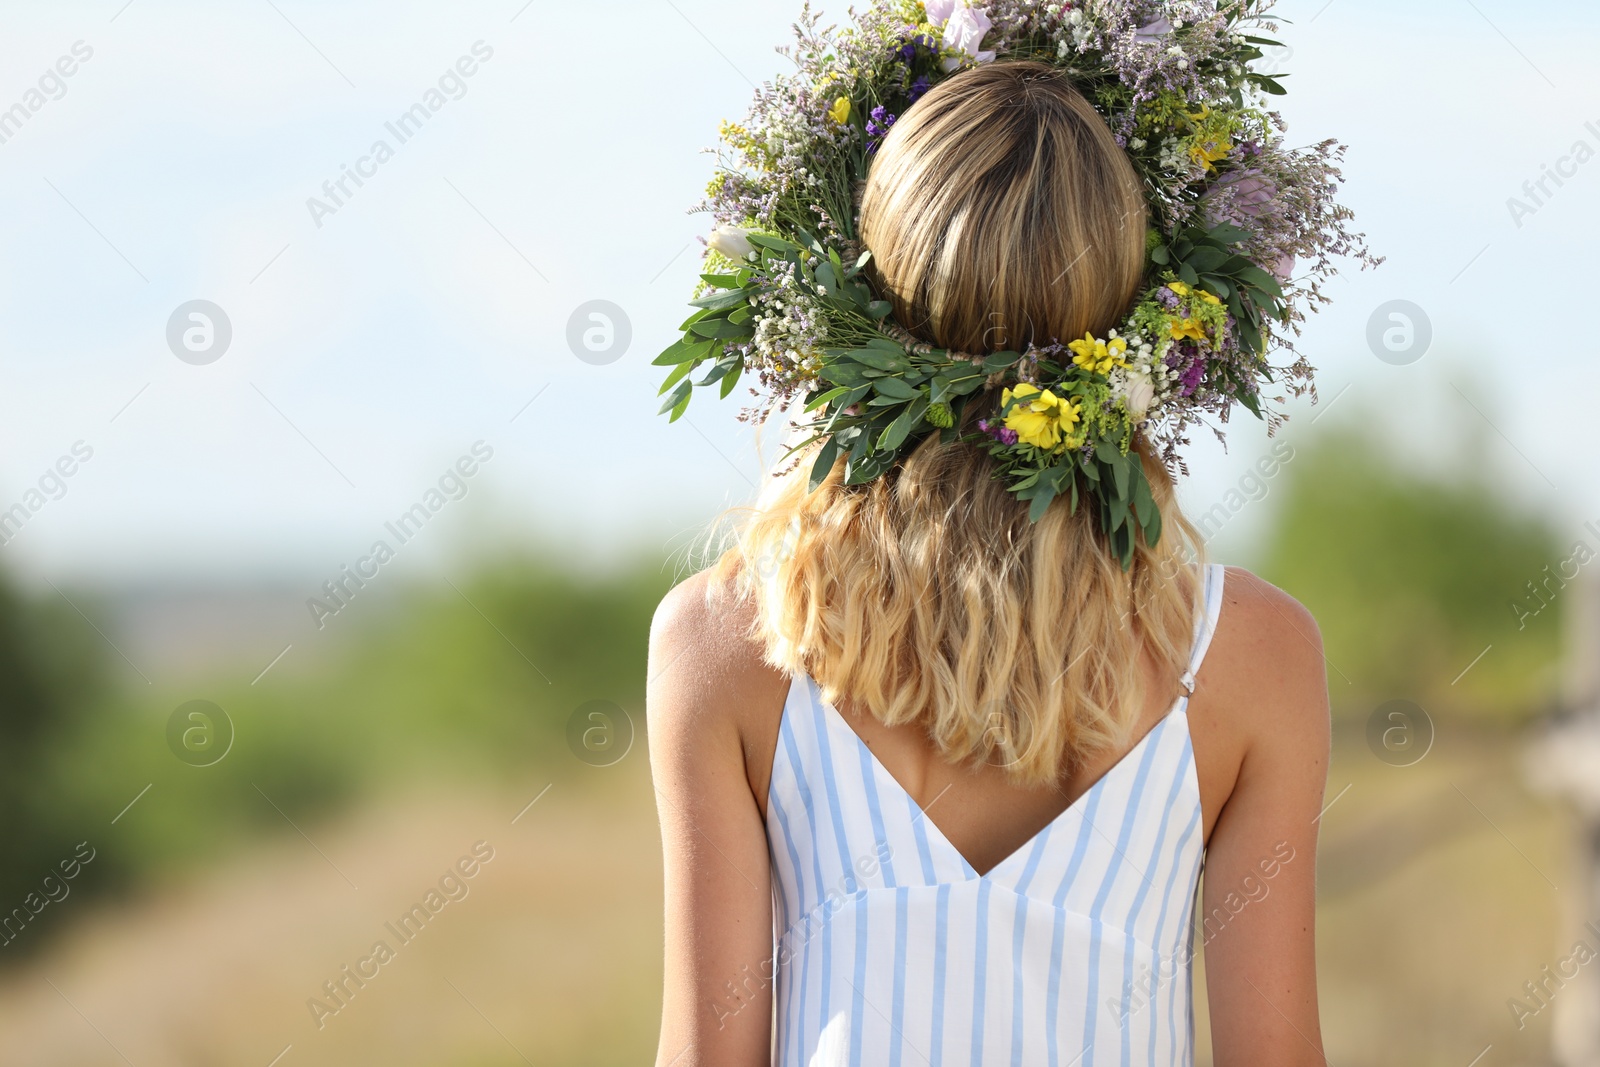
[1116,369,1157,421]
[706,224,754,260]
[928,1,996,72]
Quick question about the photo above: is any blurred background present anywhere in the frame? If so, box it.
[0,0,1597,1064]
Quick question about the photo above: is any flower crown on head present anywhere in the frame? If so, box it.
[655,0,1377,568]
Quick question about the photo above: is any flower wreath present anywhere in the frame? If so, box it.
[654,0,1377,567]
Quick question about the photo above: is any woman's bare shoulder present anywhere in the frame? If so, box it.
[646,569,790,785]
[1200,565,1331,755]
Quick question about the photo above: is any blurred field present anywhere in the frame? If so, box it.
[0,416,1582,1065]
[0,721,1573,1067]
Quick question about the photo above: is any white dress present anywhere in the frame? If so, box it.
[764,564,1226,1066]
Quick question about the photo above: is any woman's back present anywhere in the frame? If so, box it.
[762,564,1226,1066]
[649,561,1330,1067]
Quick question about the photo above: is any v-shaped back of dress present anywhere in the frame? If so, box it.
[764,563,1225,1067]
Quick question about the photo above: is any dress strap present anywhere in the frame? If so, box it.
[1179,563,1226,695]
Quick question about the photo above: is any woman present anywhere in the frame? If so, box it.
[649,55,1332,1067]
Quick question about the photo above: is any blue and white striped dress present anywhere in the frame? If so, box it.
[764,564,1225,1067]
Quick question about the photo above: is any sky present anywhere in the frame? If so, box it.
[0,0,1597,589]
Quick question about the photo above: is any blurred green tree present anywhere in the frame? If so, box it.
[1257,422,1563,721]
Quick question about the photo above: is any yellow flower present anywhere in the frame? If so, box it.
[1169,279,1221,307]
[1184,104,1232,172]
[827,96,851,124]
[1001,383,1081,452]
[1170,318,1207,342]
[1067,333,1128,376]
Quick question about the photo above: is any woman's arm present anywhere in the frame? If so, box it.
[1200,571,1332,1066]
[648,572,780,1067]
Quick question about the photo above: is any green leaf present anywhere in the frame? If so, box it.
[1234,265,1284,298]
[844,448,893,485]
[689,316,754,340]
[1177,263,1200,287]
[1108,493,1129,533]
[1249,73,1289,96]
[983,350,1022,373]
[746,233,797,252]
[719,362,743,398]
[1207,223,1250,246]
[697,355,742,386]
[804,386,850,412]
[808,436,840,490]
[1149,245,1170,266]
[1199,276,1232,300]
[1028,484,1057,523]
[689,288,750,311]
[848,347,906,372]
[657,359,695,394]
[1186,246,1228,273]
[871,376,919,400]
[878,399,928,451]
[651,336,716,367]
[658,379,693,419]
[866,300,893,320]
[1109,454,1131,502]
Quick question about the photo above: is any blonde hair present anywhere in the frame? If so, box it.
[859,61,1147,353]
[715,62,1202,785]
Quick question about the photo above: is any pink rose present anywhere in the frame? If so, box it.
[1201,169,1295,282]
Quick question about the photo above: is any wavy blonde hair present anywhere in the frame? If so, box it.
[714,61,1203,785]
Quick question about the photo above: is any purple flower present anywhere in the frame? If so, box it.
[978,419,1019,446]
[1179,357,1206,397]
[867,105,897,152]
[908,75,932,103]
